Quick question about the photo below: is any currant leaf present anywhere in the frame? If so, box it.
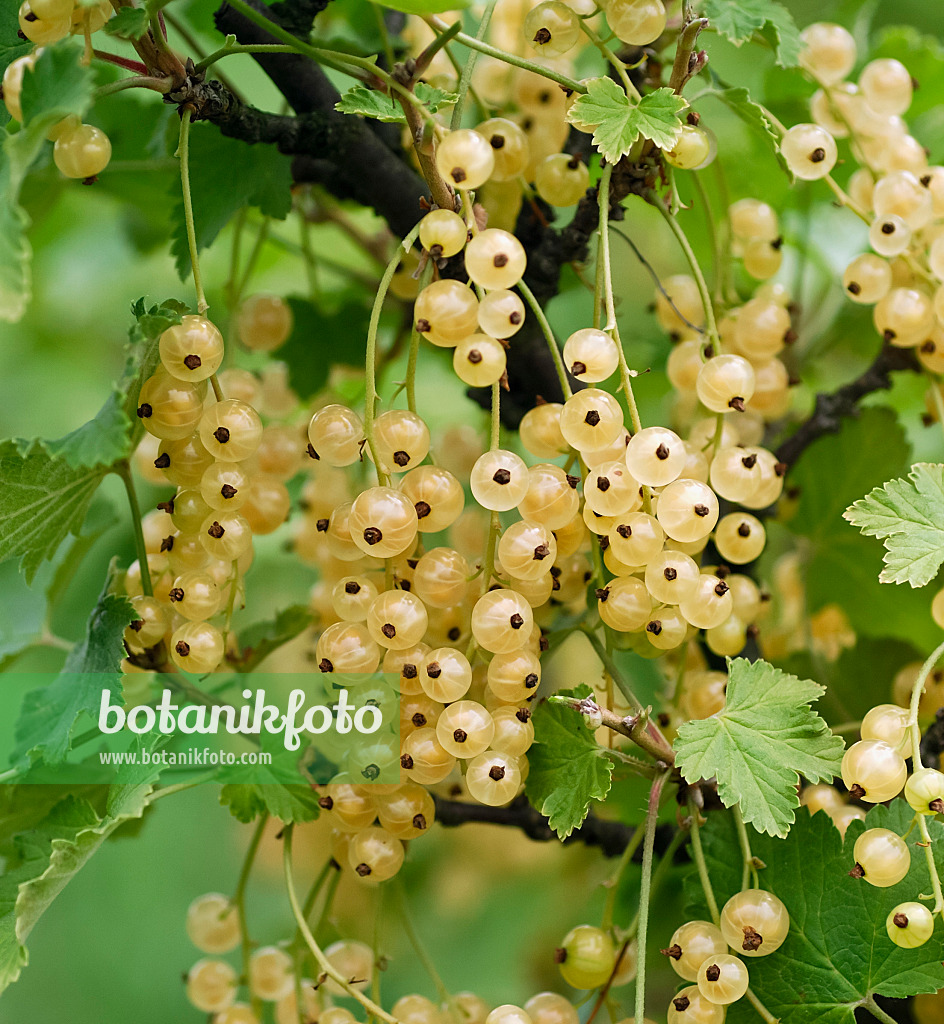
[703,0,800,67]
[169,125,293,278]
[102,7,149,41]
[13,567,133,766]
[674,658,844,838]
[786,408,940,649]
[709,87,790,175]
[566,79,685,164]
[0,781,156,995]
[335,82,457,124]
[684,802,944,1021]
[525,685,613,839]
[844,463,944,588]
[234,605,312,672]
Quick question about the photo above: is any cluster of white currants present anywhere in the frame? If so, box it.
[841,702,942,947]
[124,297,296,677]
[662,891,789,1023]
[185,893,606,1024]
[4,3,115,180]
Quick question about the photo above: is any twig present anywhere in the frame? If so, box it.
[774,346,919,467]
[552,694,675,767]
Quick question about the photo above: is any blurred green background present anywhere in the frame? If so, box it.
[1,0,943,1021]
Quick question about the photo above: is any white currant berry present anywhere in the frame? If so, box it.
[887,902,934,948]
[436,128,495,189]
[852,827,910,887]
[696,954,749,1005]
[664,920,727,981]
[841,739,907,802]
[720,889,790,957]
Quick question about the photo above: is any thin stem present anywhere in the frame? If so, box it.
[450,2,495,131]
[861,998,898,1024]
[687,796,720,925]
[650,193,720,350]
[236,217,270,306]
[598,165,642,435]
[600,819,647,930]
[918,815,944,914]
[283,827,403,1024]
[406,261,434,413]
[733,804,760,891]
[744,988,779,1024]
[691,171,724,305]
[908,638,944,770]
[95,75,172,98]
[116,461,152,596]
[299,858,338,926]
[579,22,640,99]
[233,813,269,1018]
[517,279,572,399]
[195,42,299,72]
[178,107,207,314]
[424,15,586,94]
[365,225,423,481]
[394,879,451,1003]
[634,772,669,1024]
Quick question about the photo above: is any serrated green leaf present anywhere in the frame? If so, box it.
[102,6,149,40]
[170,125,293,277]
[1,44,94,323]
[566,80,685,164]
[220,771,322,824]
[0,440,109,583]
[703,0,800,67]
[709,86,791,175]
[783,408,941,649]
[336,84,406,123]
[334,82,456,125]
[684,802,944,1021]
[844,463,944,588]
[675,658,844,837]
[525,685,613,839]
[14,570,133,766]
[0,780,155,994]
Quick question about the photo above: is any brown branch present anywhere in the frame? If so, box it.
[432,794,680,858]
[775,344,919,467]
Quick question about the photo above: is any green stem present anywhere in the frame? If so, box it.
[733,804,760,891]
[365,223,423,481]
[691,170,724,306]
[687,796,720,925]
[598,164,642,436]
[579,22,640,99]
[233,813,268,1018]
[600,820,647,930]
[517,279,572,399]
[650,192,719,350]
[918,814,944,915]
[372,1,396,73]
[450,2,495,131]
[116,461,152,597]
[178,107,207,314]
[862,996,899,1024]
[635,772,669,1024]
[95,75,172,98]
[195,42,299,71]
[395,879,451,1003]
[744,988,779,1024]
[423,15,587,94]
[283,827,403,1024]
[406,260,434,414]
[908,638,944,770]
[299,858,338,927]
[236,217,270,306]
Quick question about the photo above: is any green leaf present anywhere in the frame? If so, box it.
[703,0,800,67]
[335,82,457,123]
[684,802,944,1021]
[279,296,371,400]
[674,658,844,838]
[0,440,109,583]
[220,761,322,824]
[14,569,133,766]
[336,84,406,123]
[783,407,941,649]
[235,605,312,672]
[0,44,94,323]
[377,0,468,13]
[19,42,94,127]
[844,463,944,588]
[709,86,791,175]
[170,125,293,277]
[0,782,155,994]
[102,6,149,40]
[525,685,613,839]
[566,80,685,164]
